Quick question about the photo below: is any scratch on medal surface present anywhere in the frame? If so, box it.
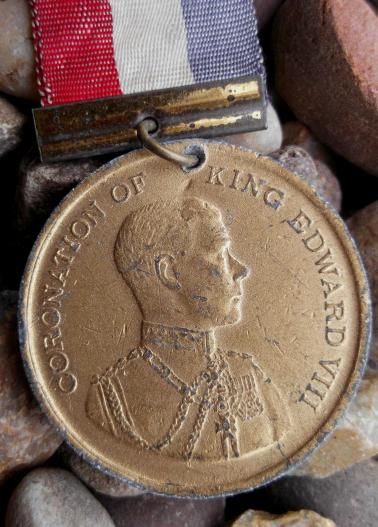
[82,325,101,334]
[256,314,286,355]
[117,323,127,344]
[263,236,270,252]
[263,237,309,291]
[268,250,309,290]
[300,309,316,319]
[277,442,290,468]
[272,340,285,355]
[184,179,194,191]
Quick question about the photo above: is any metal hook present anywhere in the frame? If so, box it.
[136,118,199,169]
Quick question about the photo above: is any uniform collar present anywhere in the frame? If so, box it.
[141,321,215,356]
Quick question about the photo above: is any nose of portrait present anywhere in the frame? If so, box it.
[229,253,250,282]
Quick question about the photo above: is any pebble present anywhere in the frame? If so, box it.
[348,201,378,371]
[0,0,38,100]
[0,96,25,157]
[16,156,101,244]
[270,146,342,212]
[62,447,144,498]
[5,468,115,527]
[282,121,334,166]
[99,493,225,527]
[273,0,378,176]
[0,291,61,482]
[231,509,336,526]
[256,459,378,527]
[222,102,283,155]
[282,124,343,212]
[254,0,284,30]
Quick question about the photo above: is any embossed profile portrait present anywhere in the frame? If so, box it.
[87,197,290,461]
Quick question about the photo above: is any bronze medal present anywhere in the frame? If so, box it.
[20,141,370,496]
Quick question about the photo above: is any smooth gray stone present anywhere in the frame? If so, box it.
[99,493,225,527]
[0,97,25,157]
[6,468,115,527]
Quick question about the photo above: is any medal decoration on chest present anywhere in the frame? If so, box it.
[21,0,371,497]
[89,327,266,461]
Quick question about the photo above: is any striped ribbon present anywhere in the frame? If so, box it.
[30,0,264,107]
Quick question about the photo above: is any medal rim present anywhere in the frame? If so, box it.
[18,141,372,497]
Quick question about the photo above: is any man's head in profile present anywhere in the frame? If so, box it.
[114,197,249,331]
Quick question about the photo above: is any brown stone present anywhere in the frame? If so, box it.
[62,447,144,498]
[99,494,225,527]
[270,146,342,211]
[0,291,61,482]
[16,156,101,243]
[231,509,336,527]
[5,468,115,527]
[312,160,342,212]
[282,123,343,213]
[256,459,378,527]
[0,96,25,157]
[0,0,38,100]
[273,0,378,176]
[254,0,284,30]
[222,102,283,154]
[282,122,333,166]
[348,201,378,370]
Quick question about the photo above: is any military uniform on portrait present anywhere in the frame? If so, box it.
[86,197,291,461]
[87,323,290,460]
